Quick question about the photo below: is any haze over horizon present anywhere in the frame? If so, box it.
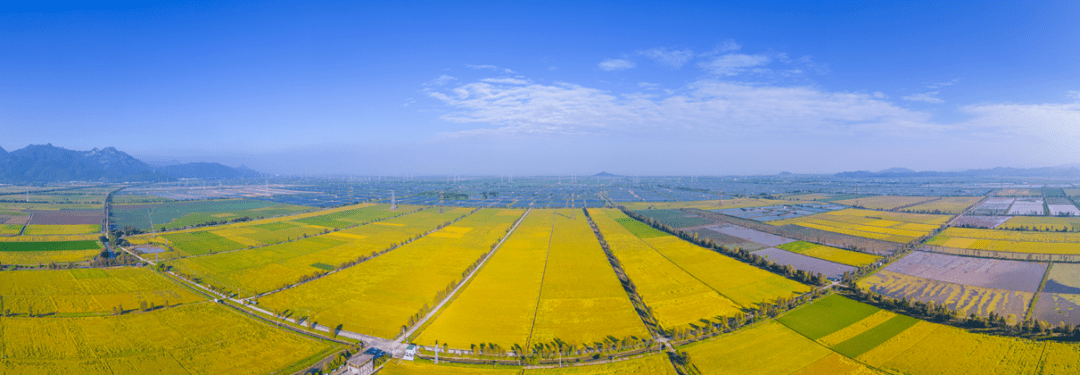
[3,1,1078,176]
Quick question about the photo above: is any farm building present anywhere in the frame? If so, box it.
[343,353,375,375]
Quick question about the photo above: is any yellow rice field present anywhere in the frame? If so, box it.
[415,210,555,349]
[621,198,793,211]
[379,353,676,375]
[639,235,809,307]
[999,216,1080,232]
[0,249,100,265]
[23,224,101,235]
[901,197,983,214]
[257,209,523,339]
[683,321,832,375]
[772,209,947,243]
[0,302,338,375]
[834,196,937,210]
[166,207,473,296]
[860,323,1047,375]
[527,209,650,347]
[927,227,1080,255]
[589,208,741,331]
[0,267,203,315]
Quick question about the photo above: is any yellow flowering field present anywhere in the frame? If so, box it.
[0,302,338,375]
[23,224,101,235]
[0,267,202,315]
[589,208,741,331]
[258,208,523,339]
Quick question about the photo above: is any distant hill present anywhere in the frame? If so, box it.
[836,165,1080,178]
[0,144,261,183]
[0,146,7,157]
[594,171,619,177]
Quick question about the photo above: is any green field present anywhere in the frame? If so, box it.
[111,199,311,231]
[165,207,472,296]
[633,209,714,228]
[614,217,670,238]
[777,294,881,339]
[830,314,920,357]
[0,240,101,252]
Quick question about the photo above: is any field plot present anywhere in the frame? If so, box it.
[859,270,1032,317]
[716,203,845,222]
[771,209,947,243]
[776,241,880,267]
[415,211,554,349]
[682,321,833,375]
[167,207,472,297]
[1033,293,1080,326]
[703,224,794,246]
[900,197,983,214]
[1008,197,1045,215]
[133,204,405,258]
[1046,197,1080,216]
[860,322,1048,375]
[778,294,882,340]
[687,227,767,251]
[881,251,1046,292]
[953,215,1012,229]
[257,209,522,339]
[1043,263,1080,294]
[111,198,311,231]
[632,209,713,228]
[28,209,103,224]
[751,247,856,279]
[23,224,100,235]
[588,209,741,332]
[640,233,810,307]
[834,196,936,210]
[0,302,337,375]
[996,188,1041,196]
[971,197,1015,215]
[380,353,676,375]
[0,267,203,315]
[528,210,650,347]
[1000,216,1080,231]
[621,197,792,211]
[926,227,1080,255]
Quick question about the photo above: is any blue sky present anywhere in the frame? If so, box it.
[2,1,1078,175]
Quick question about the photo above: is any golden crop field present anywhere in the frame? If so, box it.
[772,209,947,243]
[639,235,809,306]
[380,353,676,375]
[0,267,203,315]
[927,227,1080,255]
[995,188,1041,196]
[22,224,100,235]
[527,209,650,347]
[621,197,793,211]
[257,208,523,339]
[165,207,473,297]
[588,208,741,331]
[834,196,937,210]
[683,321,833,375]
[817,310,897,347]
[0,249,100,265]
[901,197,983,214]
[1000,216,1080,231]
[0,302,338,375]
[776,241,880,267]
[0,233,101,242]
[861,323,1046,375]
[859,270,1032,318]
[415,210,555,349]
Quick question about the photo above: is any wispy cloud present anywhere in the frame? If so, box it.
[698,53,771,76]
[1069,90,1080,100]
[598,58,635,71]
[428,74,457,86]
[926,78,960,89]
[466,64,515,73]
[637,48,694,68]
[902,92,944,104]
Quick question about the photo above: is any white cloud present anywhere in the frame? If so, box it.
[638,48,694,68]
[698,53,771,76]
[466,64,515,74]
[716,39,741,53]
[428,74,457,86]
[598,58,635,71]
[1069,90,1080,100]
[428,76,934,139]
[902,92,944,104]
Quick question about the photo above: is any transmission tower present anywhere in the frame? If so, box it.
[390,190,396,211]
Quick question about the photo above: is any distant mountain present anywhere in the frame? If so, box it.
[594,171,619,177]
[836,165,1080,178]
[0,146,7,157]
[0,144,262,182]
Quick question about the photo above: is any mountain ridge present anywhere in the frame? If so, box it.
[836,165,1080,178]
[0,144,261,182]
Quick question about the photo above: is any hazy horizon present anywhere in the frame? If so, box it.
[3,1,1078,175]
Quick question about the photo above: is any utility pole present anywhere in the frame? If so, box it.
[390,190,396,211]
